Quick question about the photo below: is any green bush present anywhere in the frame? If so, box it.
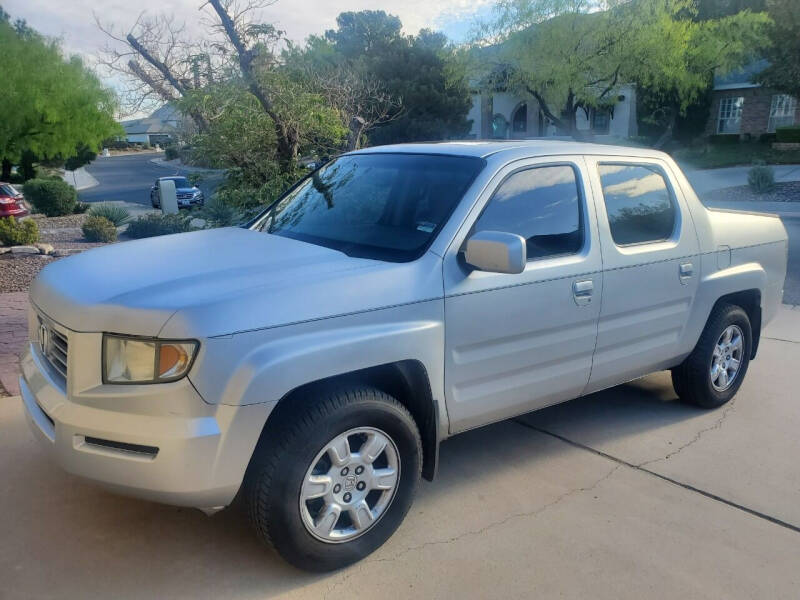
[709,134,741,145]
[775,126,800,143]
[22,178,78,216]
[126,213,195,239]
[200,196,242,227]
[164,145,179,160]
[73,202,89,214]
[0,217,39,246]
[82,215,117,242]
[87,202,131,226]
[748,164,775,194]
[759,133,777,144]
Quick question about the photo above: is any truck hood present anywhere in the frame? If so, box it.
[30,227,441,338]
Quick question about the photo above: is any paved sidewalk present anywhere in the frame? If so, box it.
[61,167,99,191]
[0,292,27,396]
[684,163,800,196]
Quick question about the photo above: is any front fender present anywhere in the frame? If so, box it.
[189,300,446,415]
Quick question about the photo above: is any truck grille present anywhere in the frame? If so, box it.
[38,318,68,380]
[177,192,193,200]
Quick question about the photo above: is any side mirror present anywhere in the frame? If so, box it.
[464,230,527,274]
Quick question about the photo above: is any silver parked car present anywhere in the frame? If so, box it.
[21,142,788,571]
[150,176,204,208]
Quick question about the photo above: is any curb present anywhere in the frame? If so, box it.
[62,168,99,191]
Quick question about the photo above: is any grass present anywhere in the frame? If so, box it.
[672,142,800,169]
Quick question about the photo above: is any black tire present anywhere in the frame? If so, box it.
[245,385,422,572]
[671,304,752,408]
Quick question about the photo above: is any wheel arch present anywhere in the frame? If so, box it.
[255,360,441,482]
[709,289,762,358]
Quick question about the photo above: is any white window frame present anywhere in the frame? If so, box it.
[717,96,744,134]
[768,94,797,133]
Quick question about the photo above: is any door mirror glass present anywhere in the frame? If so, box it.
[464,230,527,274]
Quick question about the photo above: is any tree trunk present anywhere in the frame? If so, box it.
[347,116,366,151]
[20,151,36,181]
[1,159,11,181]
[654,107,677,150]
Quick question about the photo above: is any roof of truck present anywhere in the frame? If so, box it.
[349,140,669,161]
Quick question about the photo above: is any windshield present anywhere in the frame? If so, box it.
[164,177,191,188]
[0,184,19,197]
[258,153,484,261]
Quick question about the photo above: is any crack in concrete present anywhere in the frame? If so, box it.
[516,420,800,535]
[763,336,800,344]
[636,400,736,468]
[323,463,621,597]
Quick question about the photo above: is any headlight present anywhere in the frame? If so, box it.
[193,190,203,198]
[103,334,199,384]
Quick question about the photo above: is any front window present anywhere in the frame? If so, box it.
[592,109,610,134]
[166,177,191,188]
[768,94,797,133]
[717,96,743,134]
[473,165,584,261]
[259,153,485,261]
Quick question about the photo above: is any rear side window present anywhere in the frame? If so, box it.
[597,163,676,245]
[474,165,583,261]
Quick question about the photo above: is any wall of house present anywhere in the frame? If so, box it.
[125,134,149,143]
[468,85,637,140]
[706,87,800,137]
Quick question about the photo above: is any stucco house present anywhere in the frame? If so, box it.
[118,105,183,145]
[706,60,798,138]
[466,85,638,141]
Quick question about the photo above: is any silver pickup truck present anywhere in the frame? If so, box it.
[21,141,787,571]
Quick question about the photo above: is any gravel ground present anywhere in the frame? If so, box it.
[705,181,800,203]
[1,213,109,293]
[0,254,55,292]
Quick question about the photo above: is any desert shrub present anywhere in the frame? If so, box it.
[126,213,195,239]
[748,163,775,193]
[82,215,117,242]
[164,145,179,160]
[775,126,800,143]
[87,202,131,226]
[73,202,89,214]
[0,217,38,246]
[199,196,242,227]
[22,178,77,216]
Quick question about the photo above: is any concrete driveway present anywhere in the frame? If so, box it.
[2,306,799,599]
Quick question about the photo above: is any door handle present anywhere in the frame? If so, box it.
[679,262,694,284]
[573,280,593,306]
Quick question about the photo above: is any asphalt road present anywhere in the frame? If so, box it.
[79,153,219,206]
[2,306,800,599]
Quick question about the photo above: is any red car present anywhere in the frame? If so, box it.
[0,182,29,219]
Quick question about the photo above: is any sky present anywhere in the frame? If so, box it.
[2,0,493,59]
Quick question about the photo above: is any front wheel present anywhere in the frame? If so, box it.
[245,385,422,571]
[671,304,751,408]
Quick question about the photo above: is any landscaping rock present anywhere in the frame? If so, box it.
[34,243,54,255]
[51,248,83,257]
[0,247,9,255]
[10,246,39,255]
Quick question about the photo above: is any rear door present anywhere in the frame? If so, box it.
[584,157,700,393]
[443,157,603,433]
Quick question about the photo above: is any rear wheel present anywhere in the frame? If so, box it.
[671,304,751,408]
[245,385,422,572]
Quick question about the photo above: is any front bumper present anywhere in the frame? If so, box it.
[20,336,274,510]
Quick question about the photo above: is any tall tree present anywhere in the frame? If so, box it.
[472,0,768,141]
[0,8,120,179]
[757,0,800,98]
[322,11,473,145]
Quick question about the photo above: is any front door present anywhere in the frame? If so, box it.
[584,157,700,393]
[443,158,603,433]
